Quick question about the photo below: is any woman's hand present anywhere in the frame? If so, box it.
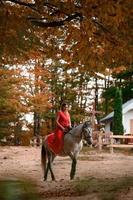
[62,127,65,131]
[63,128,68,133]
[63,127,72,133]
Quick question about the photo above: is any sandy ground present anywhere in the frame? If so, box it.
[1,146,133,199]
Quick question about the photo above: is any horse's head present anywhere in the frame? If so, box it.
[82,121,93,145]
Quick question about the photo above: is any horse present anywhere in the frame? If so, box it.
[41,121,93,181]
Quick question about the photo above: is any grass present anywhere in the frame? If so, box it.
[0,179,41,200]
[73,176,133,200]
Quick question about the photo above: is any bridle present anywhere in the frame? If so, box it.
[81,121,92,143]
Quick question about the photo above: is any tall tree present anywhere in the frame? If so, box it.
[112,66,133,102]
[0,66,28,139]
[101,65,133,115]
[42,60,92,127]
[113,88,124,135]
[25,61,51,136]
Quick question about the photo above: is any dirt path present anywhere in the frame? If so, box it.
[1,146,133,199]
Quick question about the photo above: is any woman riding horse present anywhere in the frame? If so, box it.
[41,121,93,181]
[47,102,72,155]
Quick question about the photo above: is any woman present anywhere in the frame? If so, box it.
[47,102,71,154]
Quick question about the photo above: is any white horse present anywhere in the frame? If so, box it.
[41,121,93,181]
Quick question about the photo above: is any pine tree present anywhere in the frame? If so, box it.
[113,88,124,135]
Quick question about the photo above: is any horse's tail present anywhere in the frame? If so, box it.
[41,142,47,173]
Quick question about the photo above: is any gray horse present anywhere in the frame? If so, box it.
[41,121,93,181]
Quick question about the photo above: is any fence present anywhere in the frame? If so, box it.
[98,132,133,153]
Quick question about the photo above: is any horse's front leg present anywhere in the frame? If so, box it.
[70,157,77,180]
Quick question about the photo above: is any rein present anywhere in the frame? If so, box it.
[65,122,91,141]
[81,122,87,139]
[81,121,92,141]
[79,124,84,139]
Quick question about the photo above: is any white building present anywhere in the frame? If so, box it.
[100,99,133,134]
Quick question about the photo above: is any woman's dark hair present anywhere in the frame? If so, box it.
[61,102,68,110]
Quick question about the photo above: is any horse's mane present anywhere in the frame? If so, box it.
[69,123,83,135]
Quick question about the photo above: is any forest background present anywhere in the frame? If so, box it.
[0,0,132,144]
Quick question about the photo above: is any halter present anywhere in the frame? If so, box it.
[81,121,92,143]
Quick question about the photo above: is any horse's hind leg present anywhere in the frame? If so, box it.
[41,144,49,181]
[49,162,55,181]
[48,153,55,181]
[70,157,77,180]
[44,163,49,181]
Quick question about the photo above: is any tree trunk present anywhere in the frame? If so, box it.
[34,112,40,136]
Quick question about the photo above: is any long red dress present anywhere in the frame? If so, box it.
[46,111,70,154]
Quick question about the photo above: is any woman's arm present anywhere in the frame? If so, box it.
[68,113,72,128]
[56,113,65,131]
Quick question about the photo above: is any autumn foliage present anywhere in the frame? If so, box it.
[0,0,132,141]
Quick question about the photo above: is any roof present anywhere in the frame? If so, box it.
[100,99,133,122]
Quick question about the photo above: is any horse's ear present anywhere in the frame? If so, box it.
[83,121,91,128]
[83,121,90,128]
